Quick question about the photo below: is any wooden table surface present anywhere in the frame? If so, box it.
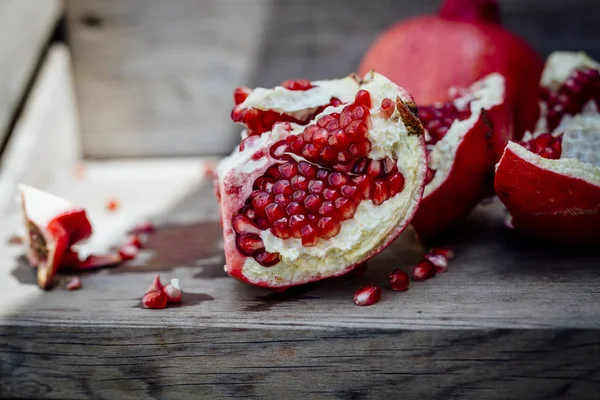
[1,173,600,399]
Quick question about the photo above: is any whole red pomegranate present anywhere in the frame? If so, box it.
[217,73,427,289]
[358,0,543,139]
[495,52,600,245]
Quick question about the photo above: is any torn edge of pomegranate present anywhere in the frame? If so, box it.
[217,71,427,288]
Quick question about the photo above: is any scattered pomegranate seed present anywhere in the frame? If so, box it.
[424,253,448,273]
[163,278,182,303]
[429,247,454,259]
[353,283,382,306]
[126,235,143,249]
[520,132,562,159]
[412,261,436,281]
[66,276,82,291]
[142,289,168,309]
[380,98,395,119]
[147,274,164,292]
[105,198,119,212]
[131,221,155,234]
[118,244,139,261]
[388,269,410,291]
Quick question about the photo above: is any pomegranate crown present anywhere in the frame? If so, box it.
[439,0,501,24]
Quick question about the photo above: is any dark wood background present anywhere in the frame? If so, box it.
[66,0,600,158]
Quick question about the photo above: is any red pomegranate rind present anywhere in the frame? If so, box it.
[495,143,600,245]
[36,222,69,290]
[49,208,93,246]
[412,73,510,241]
[218,72,427,288]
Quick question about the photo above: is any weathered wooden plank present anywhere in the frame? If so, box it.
[1,326,599,399]
[0,0,61,151]
[65,0,272,158]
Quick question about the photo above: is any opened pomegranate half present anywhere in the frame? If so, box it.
[495,52,600,245]
[20,184,93,289]
[411,73,511,241]
[217,72,427,288]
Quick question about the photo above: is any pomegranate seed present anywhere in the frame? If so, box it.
[163,278,182,303]
[345,121,369,142]
[373,180,389,206]
[425,253,448,273]
[147,275,164,292]
[236,233,264,256]
[318,201,336,216]
[300,224,319,247]
[380,98,394,119]
[292,190,307,202]
[281,79,313,91]
[233,87,251,105]
[66,276,82,291]
[232,214,259,234]
[317,217,341,239]
[278,162,298,179]
[289,214,307,234]
[105,198,119,212]
[272,218,291,239]
[388,269,410,291]
[274,194,291,206]
[340,111,352,128]
[252,192,271,216]
[308,180,324,194]
[367,160,382,178]
[266,165,282,178]
[328,173,347,188]
[142,289,168,309]
[298,161,317,178]
[291,175,308,190]
[316,168,329,180]
[256,218,270,230]
[272,180,293,195]
[353,283,382,306]
[320,146,337,162]
[355,90,372,108]
[126,235,143,249]
[412,261,436,281]
[119,244,139,261]
[337,150,353,164]
[286,202,305,215]
[352,158,369,174]
[429,247,454,259]
[265,203,285,223]
[323,187,340,201]
[419,101,472,145]
[317,114,335,128]
[304,194,322,212]
[353,175,374,199]
[389,173,405,195]
[382,158,397,175]
[255,251,280,266]
[303,125,319,141]
[335,197,356,218]
[329,129,351,148]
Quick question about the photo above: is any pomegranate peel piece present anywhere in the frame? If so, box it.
[412,73,512,241]
[495,52,600,245]
[217,72,427,289]
[20,184,93,289]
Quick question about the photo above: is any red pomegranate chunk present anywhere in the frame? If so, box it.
[542,67,600,131]
[521,132,562,159]
[231,90,407,267]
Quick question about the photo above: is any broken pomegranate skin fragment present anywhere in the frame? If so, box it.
[411,73,512,242]
[66,276,82,291]
[412,261,436,281]
[388,269,410,291]
[495,52,600,245]
[19,184,94,289]
[66,253,122,271]
[353,283,382,306]
[217,72,427,289]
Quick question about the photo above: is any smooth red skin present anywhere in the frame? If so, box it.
[412,108,499,242]
[358,3,542,139]
[220,135,427,290]
[50,208,93,245]
[495,146,600,245]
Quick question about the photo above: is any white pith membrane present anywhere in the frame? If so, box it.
[218,72,426,286]
[20,184,73,230]
[516,52,600,184]
[425,73,505,197]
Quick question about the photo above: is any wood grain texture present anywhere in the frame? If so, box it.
[1,326,599,399]
[0,0,61,151]
[66,0,272,158]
